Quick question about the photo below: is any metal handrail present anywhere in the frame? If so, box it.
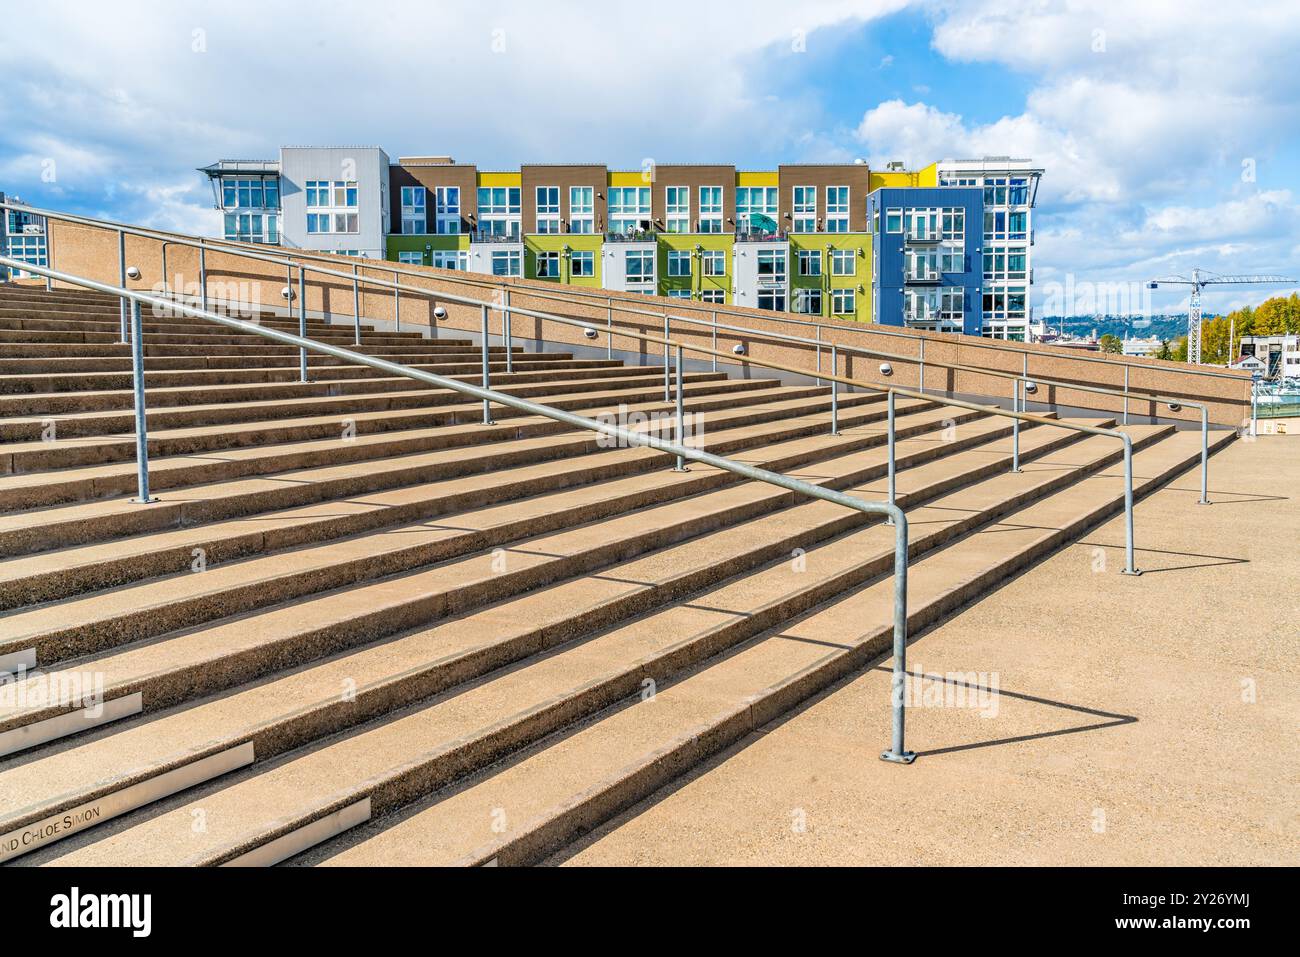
[6,202,1156,569]
[0,253,917,764]
[7,200,1249,389]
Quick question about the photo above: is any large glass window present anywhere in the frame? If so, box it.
[665,186,690,233]
[756,248,786,281]
[569,186,594,233]
[491,249,522,276]
[434,187,461,234]
[698,186,723,233]
[797,249,821,276]
[736,186,778,229]
[400,186,426,234]
[625,249,654,282]
[397,250,424,265]
[478,187,522,239]
[794,288,822,315]
[536,186,561,234]
[701,250,725,276]
[570,250,594,276]
[535,250,560,277]
[830,249,855,276]
[831,288,856,315]
[793,186,817,232]
[825,186,849,232]
[222,177,279,210]
[667,250,692,277]
[608,187,651,233]
[757,289,786,311]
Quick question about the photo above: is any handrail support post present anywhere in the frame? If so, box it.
[480,304,494,425]
[830,344,840,436]
[1120,435,1141,576]
[879,509,915,764]
[297,268,308,383]
[885,389,897,521]
[673,345,688,472]
[128,299,158,504]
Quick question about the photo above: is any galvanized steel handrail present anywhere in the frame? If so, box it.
[0,253,918,764]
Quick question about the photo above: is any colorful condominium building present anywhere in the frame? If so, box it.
[199,150,1041,340]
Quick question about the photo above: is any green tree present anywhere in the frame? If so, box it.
[1153,339,1174,361]
[1098,333,1123,354]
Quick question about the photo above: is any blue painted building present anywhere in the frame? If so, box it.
[867,186,983,336]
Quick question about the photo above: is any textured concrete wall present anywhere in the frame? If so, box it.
[46,218,1253,427]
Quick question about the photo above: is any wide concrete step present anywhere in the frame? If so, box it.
[0,337,475,362]
[0,391,909,666]
[0,348,513,376]
[0,322,421,344]
[7,421,1202,866]
[0,371,743,470]
[0,361,634,417]
[0,386,884,512]
[0,354,614,395]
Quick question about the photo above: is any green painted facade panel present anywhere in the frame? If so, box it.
[789,233,873,323]
[524,234,604,287]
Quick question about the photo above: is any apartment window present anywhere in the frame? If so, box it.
[984,210,1007,240]
[535,250,561,278]
[832,288,856,315]
[667,250,692,277]
[940,289,964,323]
[941,245,964,273]
[1007,286,1027,318]
[825,186,849,232]
[667,290,692,299]
[757,289,786,312]
[397,250,424,265]
[984,177,1008,206]
[793,186,817,232]
[222,177,279,210]
[491,249,522,277]
[431,250,468,270]
[568,186,594,234]
[1008,210,1028,240]
[608,187,651,233]
[698,186,723,233]
[700,289,725,304]
[536,186,561,234]
[400,186,426,235]
[797,249,821,277]
[305,180,358,232]
[736,186,778,228]
[830,249,855,276]
[224,212,277,244]
[794,288,822,315]
[665,186,690,233]
[905,208,938,240]
[983,249,1005,279]
[1007,247,1027,279]
[941,207,965,241]
[885,208,902,233]
[625,249,654,282]
[756,248,786,282]
[701,250,725,276]
[6,234,47,278]
[570,250,594,276]
[478,187,522,239]
[433,187,461,234]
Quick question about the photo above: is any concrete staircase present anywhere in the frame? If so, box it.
[0,285,1231,866]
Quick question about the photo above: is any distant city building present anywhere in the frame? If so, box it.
[0,193,47,280]
[1122,336,1163,357]
[1239,333,1300,379]
[1229,354,1267,374]
[198,149,1042,339]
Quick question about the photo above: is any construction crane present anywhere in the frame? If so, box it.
[1147,269,1296,365]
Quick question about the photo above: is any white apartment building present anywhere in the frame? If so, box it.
[1240,333,1300,379]
[202,147,391,259]
[937,158,1042,342]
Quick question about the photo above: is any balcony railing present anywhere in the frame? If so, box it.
[604,229,658,243]
[902,229,942,244]
[903,268,941,284]
[470,231,523,244]
[734,227,787,243]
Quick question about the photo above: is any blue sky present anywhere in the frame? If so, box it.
[2,0,1297,316]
